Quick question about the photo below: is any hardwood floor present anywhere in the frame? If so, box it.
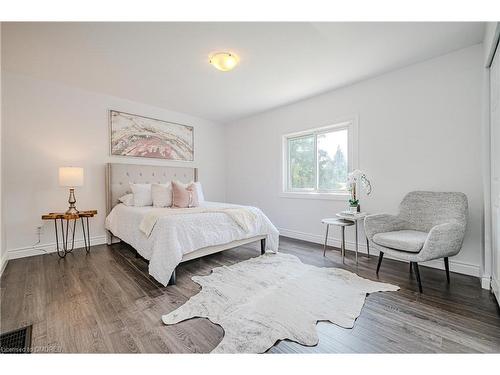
[1,236,499,353]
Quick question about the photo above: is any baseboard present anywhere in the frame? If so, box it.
[492,275,500,307]
[5,227,482,279]
[278,227,480,277]
[279,227,369,253]
[7,235,107,260]
[421,258,480,278]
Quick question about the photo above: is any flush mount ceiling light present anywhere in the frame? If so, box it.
[209,52,239,72]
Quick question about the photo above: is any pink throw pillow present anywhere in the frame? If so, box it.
[172,181,199,208]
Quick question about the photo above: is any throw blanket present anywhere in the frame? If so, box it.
[140,206,257,237]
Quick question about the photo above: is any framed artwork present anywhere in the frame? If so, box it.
[109,110,194,161]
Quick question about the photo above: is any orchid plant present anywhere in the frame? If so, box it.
[347,169,372,208]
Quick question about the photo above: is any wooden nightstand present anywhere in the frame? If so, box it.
[41,210,97,258]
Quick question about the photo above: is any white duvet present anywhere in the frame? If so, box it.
[105,201,279,286]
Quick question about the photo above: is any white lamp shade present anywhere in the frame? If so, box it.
[59,167,84,187]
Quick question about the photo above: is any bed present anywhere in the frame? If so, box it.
[104,163,279,286]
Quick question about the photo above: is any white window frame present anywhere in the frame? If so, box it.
[280,116,358,201]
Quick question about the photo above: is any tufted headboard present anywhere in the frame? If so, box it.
[106,163,198,215]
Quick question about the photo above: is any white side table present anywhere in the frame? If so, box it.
[321,218,354,264]
[336,212,369,263]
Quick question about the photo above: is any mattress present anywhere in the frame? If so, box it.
[105,201,279,285]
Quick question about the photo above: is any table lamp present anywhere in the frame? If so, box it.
[59,167,84,214]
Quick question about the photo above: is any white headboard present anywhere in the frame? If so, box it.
[106,163,198,214]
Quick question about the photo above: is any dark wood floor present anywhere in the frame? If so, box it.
[1,236,499,353]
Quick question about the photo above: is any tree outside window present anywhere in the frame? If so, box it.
[286,125,349,193]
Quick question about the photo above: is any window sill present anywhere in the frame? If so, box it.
[279,191,350,201]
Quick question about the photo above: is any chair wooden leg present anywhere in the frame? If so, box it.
[409,262,413,275]
[376,252,384,274]
[413,262,423,293]
[260,238,266,255]
[444,257,450,283]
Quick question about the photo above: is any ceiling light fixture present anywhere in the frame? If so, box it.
[209,52,239,72]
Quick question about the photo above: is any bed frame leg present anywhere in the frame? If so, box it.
[260,238,266,255]
[106,230,113,245]
[168,269,177,286]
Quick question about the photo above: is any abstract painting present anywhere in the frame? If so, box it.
[110,110,194,161]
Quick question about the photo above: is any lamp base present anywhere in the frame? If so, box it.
[65,207,79,215]
[66,188,79,215]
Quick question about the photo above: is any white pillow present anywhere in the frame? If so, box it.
[192,181,205,203]
[151,183,172,207]
[118,193,134,206]
[129,183,152,206]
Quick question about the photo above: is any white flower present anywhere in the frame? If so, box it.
[347,169,372,195]
[347,169,362,183]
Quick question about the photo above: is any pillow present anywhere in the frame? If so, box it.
[118,193,134,206]
[172,181,199,208]
[129,183,152,206]
[172,181,205,203]
[151,183,172,208]
[192,181,205,203]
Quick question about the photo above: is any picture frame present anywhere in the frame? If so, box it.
[109,110,194,161]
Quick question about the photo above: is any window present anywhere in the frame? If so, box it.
[282,120,356,198]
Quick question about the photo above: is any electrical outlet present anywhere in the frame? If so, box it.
[33,225,43,248]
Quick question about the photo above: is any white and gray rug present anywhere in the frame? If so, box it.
[162,252,399,353]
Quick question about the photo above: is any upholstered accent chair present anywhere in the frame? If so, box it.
[364,191,468,293]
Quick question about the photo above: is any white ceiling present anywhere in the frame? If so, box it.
[2,22,485,123]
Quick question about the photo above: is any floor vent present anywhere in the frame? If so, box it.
[0,325,32,354]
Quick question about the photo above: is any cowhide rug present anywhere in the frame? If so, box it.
[162,252,399,353]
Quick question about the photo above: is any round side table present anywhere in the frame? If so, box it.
[321,218,354,264]
[336,212,369,263]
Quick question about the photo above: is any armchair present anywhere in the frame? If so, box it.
[364,191,468,293]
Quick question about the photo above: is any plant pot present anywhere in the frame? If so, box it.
[349,206,358,213]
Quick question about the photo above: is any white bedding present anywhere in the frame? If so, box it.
[105,201,279,286]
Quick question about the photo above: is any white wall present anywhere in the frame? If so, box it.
[225,44,484,277]
[483,22,500,64]
[2,72,226,259]
[0,39,487,280]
